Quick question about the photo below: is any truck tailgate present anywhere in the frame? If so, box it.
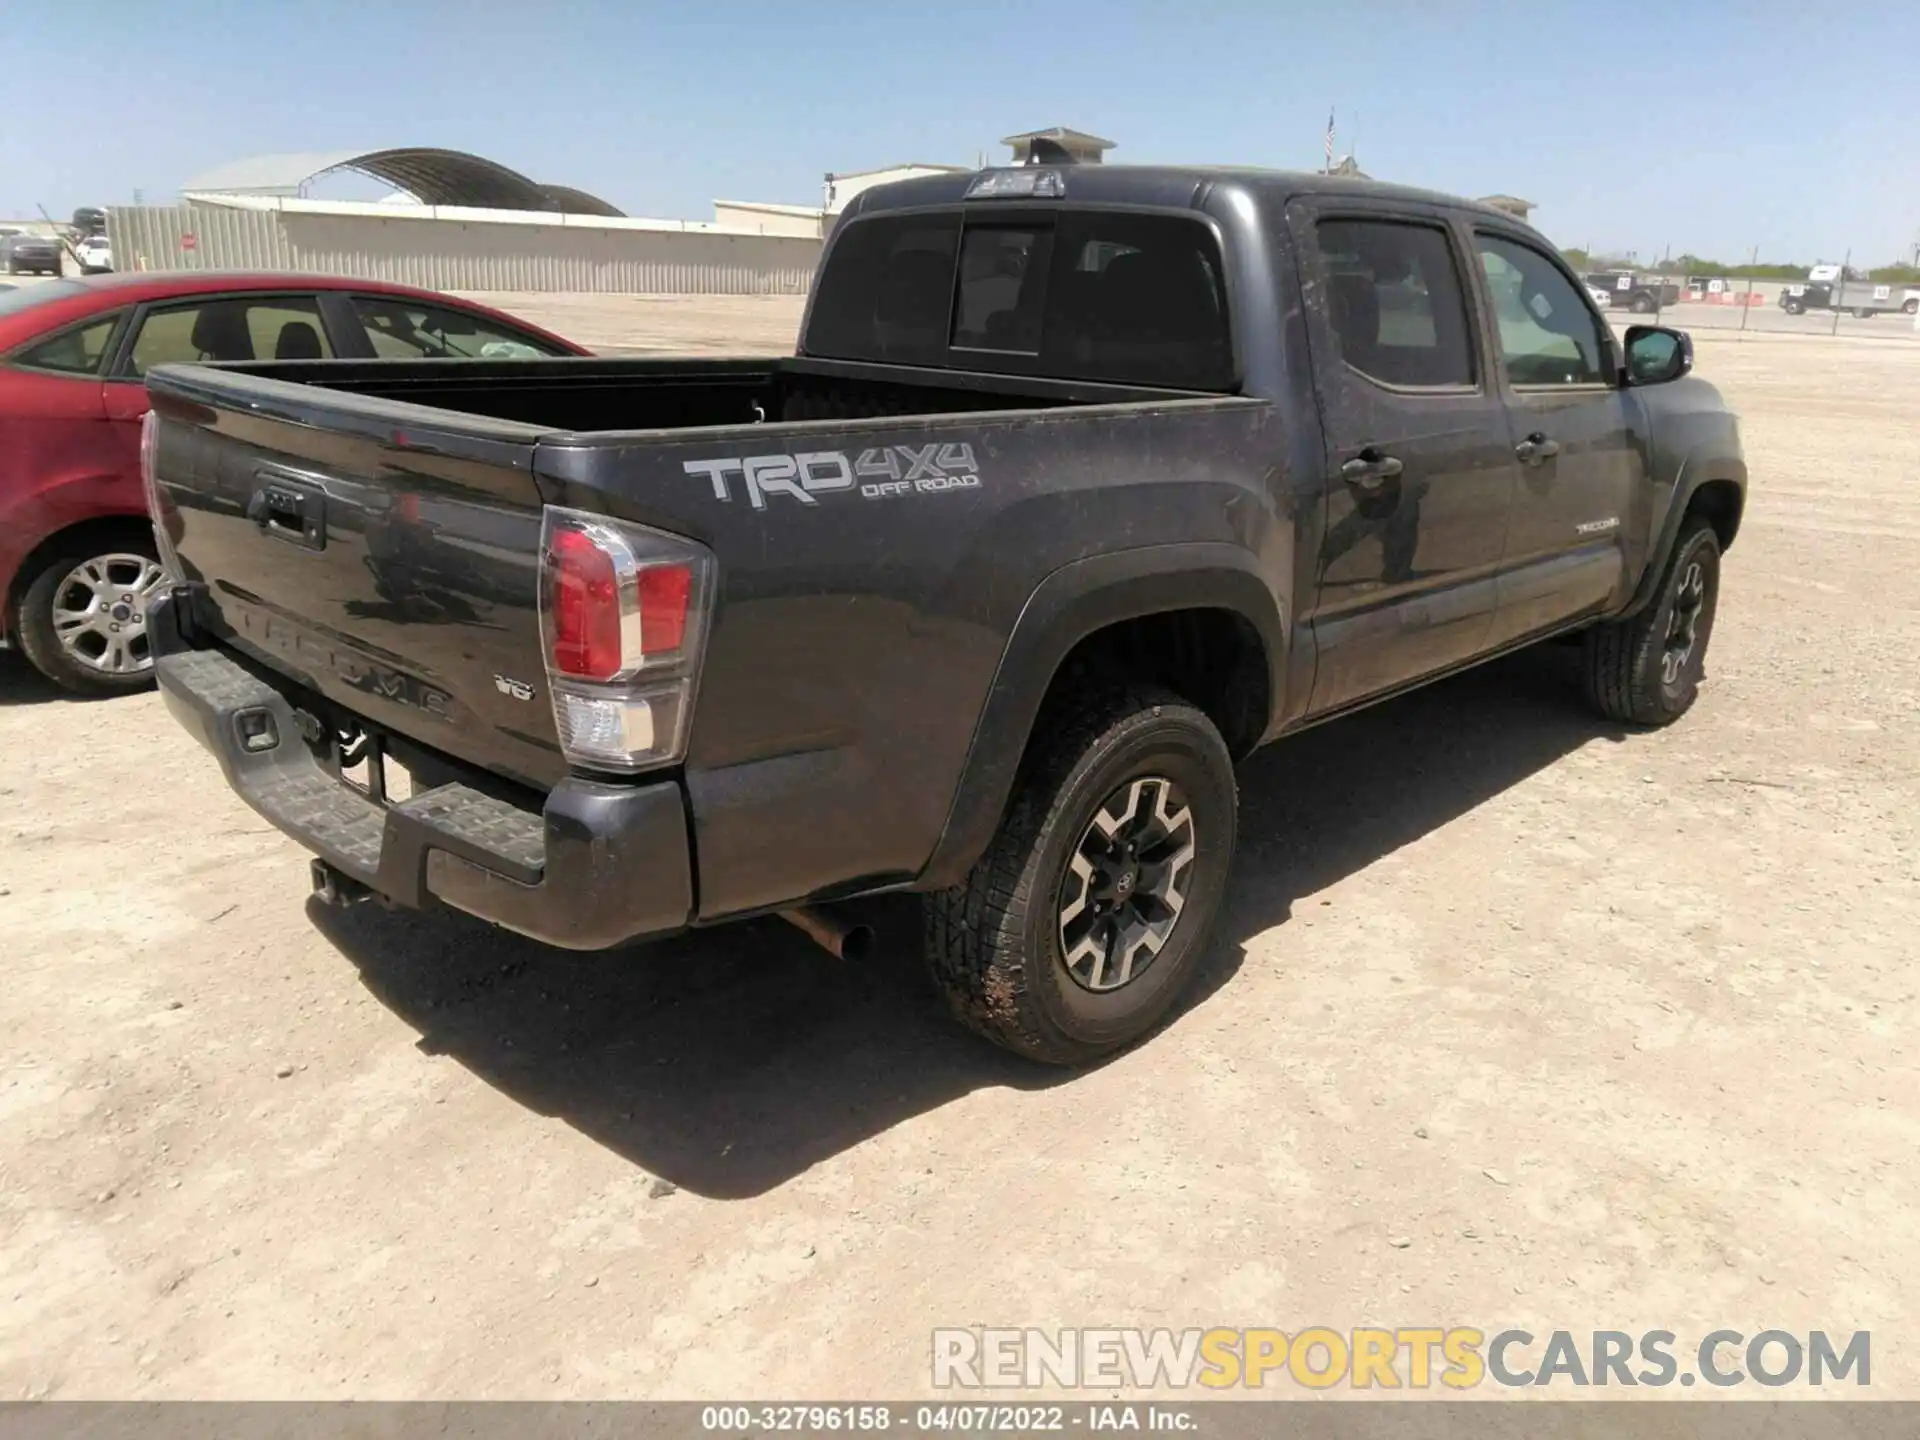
[146,366,565,789]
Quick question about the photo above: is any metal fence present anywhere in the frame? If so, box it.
[1589,270,1920,341]
[106,204,822,295]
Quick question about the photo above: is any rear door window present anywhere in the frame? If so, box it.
[1312,218,1476,389]
[124,296,333,376]
[10,313,124,375]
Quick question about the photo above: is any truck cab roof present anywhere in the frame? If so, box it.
[845,163,1543,234]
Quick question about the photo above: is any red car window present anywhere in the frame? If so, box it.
[9,312,125,376]
[125,295,334,376]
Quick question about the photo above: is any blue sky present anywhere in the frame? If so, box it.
[4,0,1916,264]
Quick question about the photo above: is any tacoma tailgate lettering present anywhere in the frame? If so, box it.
[684,443,980,509]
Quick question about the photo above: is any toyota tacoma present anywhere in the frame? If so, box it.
[139,163,1746,1065]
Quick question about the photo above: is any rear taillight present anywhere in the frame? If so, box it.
[548,526,625,680]
[139,409,182,579]
[537,506,714,773]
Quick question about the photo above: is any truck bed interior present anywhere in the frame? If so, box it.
[227,355,1210,435]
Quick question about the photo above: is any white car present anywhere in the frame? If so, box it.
[1587,284,1611,310]
[74,235,112,273]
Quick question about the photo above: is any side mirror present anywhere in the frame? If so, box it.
[1623,325,1693,386]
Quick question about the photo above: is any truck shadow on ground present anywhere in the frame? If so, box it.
[314,645,1624,1200]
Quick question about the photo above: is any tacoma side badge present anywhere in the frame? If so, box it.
[493,675,536,701]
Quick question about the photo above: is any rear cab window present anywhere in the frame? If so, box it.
[803,207,1235,391]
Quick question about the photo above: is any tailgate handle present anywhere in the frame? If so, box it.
[247,482,326,551]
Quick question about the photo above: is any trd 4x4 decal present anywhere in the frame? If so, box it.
[683,443,981,510]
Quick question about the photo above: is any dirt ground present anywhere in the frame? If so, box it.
[0,303,1914,1401]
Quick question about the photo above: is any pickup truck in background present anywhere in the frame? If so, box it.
[1779,265,1920,317]
[1582,270,1682,314]
[142,164,1746,1066]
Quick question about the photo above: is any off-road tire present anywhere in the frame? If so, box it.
[924,686,1238,1066]
[14,527,163,697]
[1582,517,1721,726]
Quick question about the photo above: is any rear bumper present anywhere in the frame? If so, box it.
[147,589,693,950]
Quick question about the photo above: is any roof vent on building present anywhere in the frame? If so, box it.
[1023,137,1079,166]
[1002,127,1115,167]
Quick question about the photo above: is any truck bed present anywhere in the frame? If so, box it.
[220,353,1204,432]
[145,354,1275,929]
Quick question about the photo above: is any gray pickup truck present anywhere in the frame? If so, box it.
[141,163,1746,1066]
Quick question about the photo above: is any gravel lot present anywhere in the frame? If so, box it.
[1,303,1914,1400]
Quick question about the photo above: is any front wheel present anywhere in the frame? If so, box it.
[13,531,168,696]
[1903,299,1918,315]
[924,687,1238,1065]
[1630,294,1655,314]
[1783,300,1805,315]
[1581,518,1721,726]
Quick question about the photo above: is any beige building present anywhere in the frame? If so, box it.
[709,127,1116,238]
[1479,194,1538,223]
[713,163,970,238]
[710,200,835,238]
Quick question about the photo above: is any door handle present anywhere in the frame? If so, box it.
[1515,432,1562,466]
[1340,449,1404,491]
[246,481,327,551]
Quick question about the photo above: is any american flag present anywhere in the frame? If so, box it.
[1324,109,1335,170]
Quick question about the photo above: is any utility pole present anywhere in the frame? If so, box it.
[1740,245,1757,334]
[1831,246,1850,337]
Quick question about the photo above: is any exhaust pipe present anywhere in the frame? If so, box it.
[779,905,874,962]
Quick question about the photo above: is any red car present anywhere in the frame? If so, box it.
[0,272,586,694]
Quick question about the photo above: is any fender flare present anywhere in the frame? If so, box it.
[1619,458,1748,619]
[916,542,1287,889]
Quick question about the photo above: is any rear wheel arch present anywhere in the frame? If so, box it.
[5,512,155,640]
[917,545,1284,890]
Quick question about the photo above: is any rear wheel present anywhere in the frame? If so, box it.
[1853,307,1874,320]
[1581,518,1721,726]
[924,687,1238,1065]
[14,530,167,696]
